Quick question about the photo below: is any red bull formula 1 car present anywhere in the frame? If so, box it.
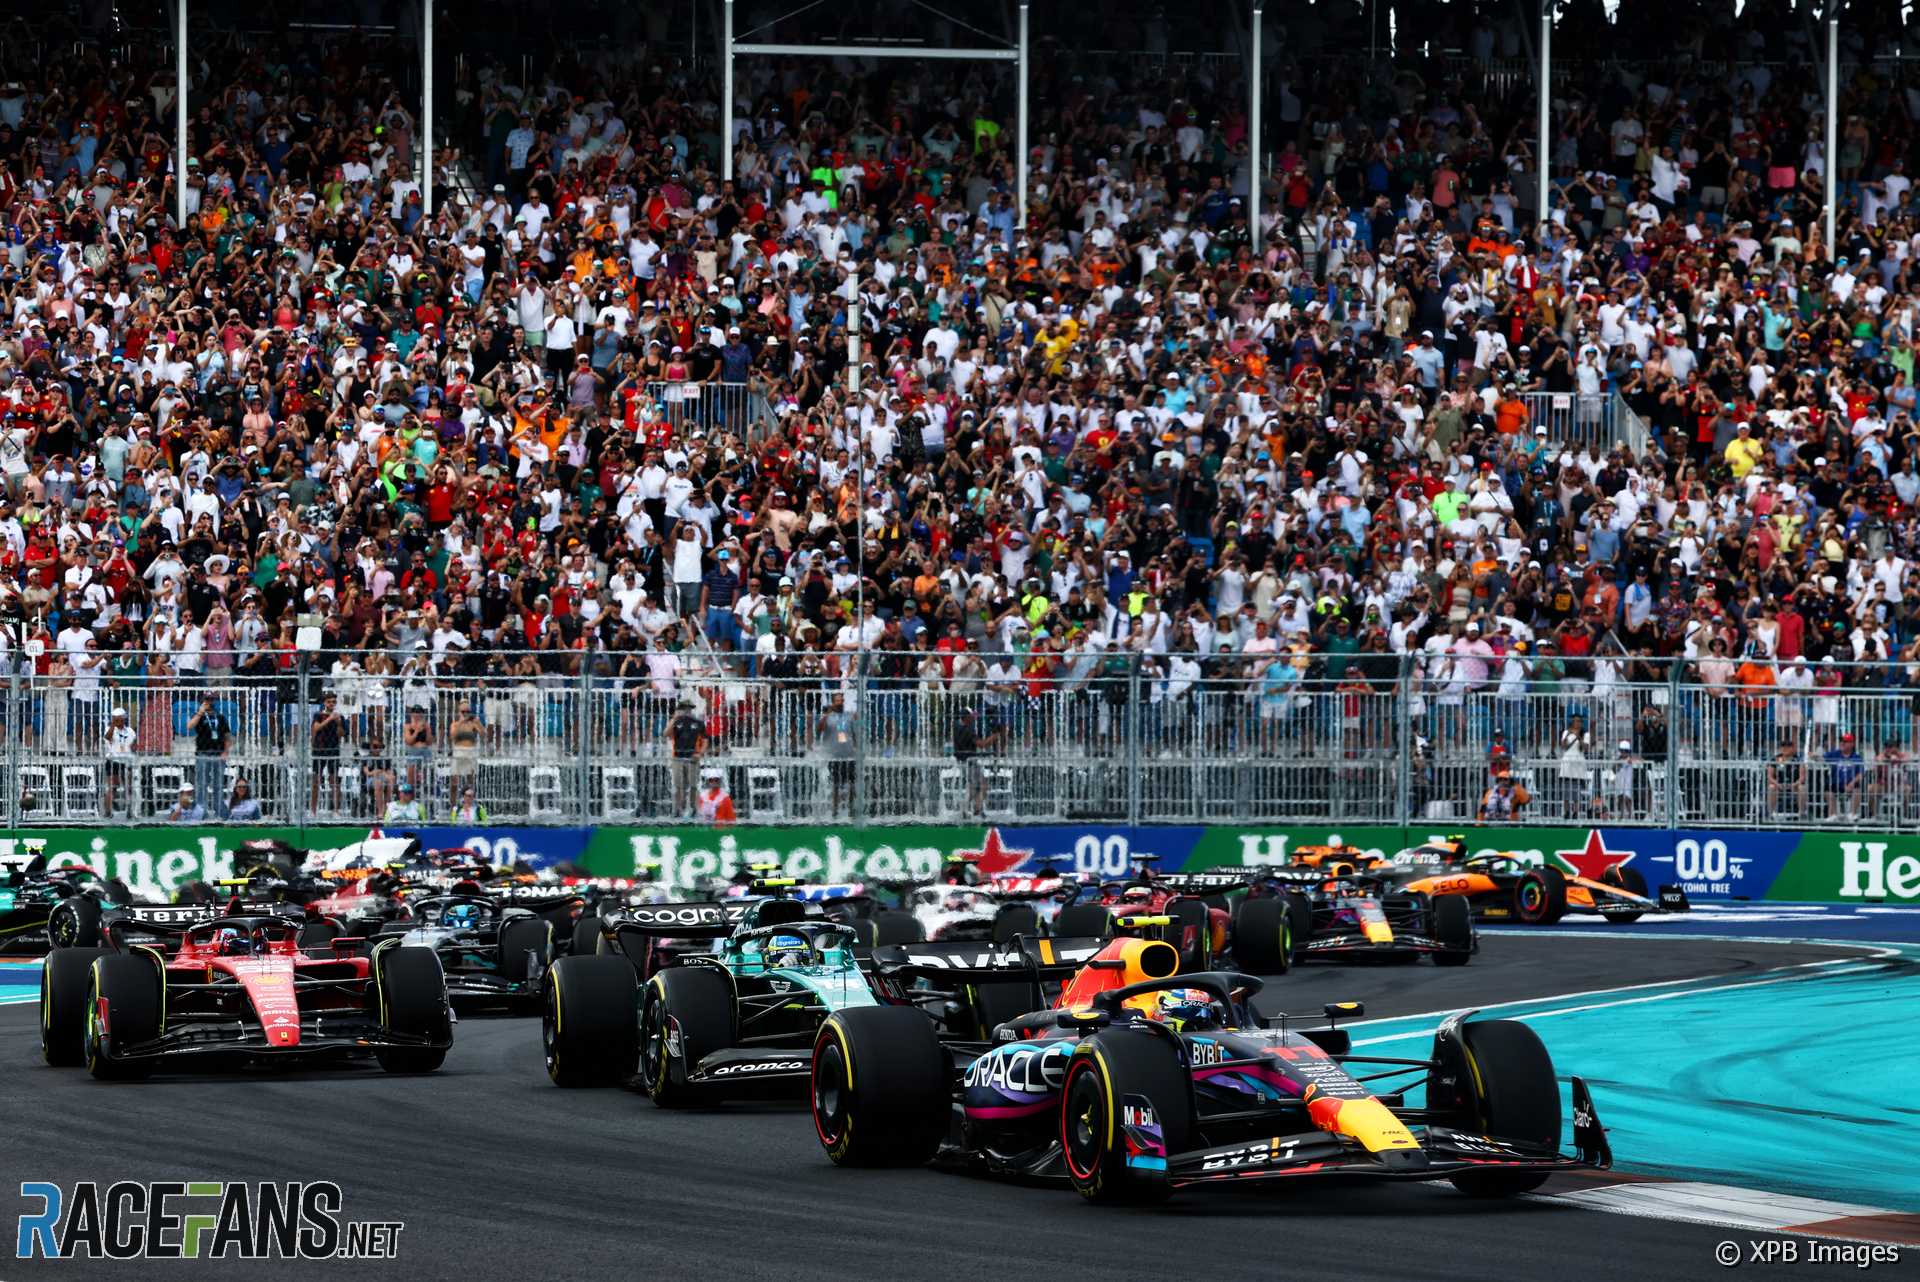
[809,935,1610,1201]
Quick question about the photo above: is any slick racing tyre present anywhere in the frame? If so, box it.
[373,947,452,1073]
[48,895,102,948]
[1429,893,1473,966]
[569,911,605,958]
[41,946,109,1066]
[1602,864,1650,924]
[1061,1028,1193,1203]
[86,955,162,1080]
[1230,896,1300,975]
[811,1006,947,1167]
[872,909,925,946]
[641,966,736,1107]
[544,956,639,1087]
[1446,1019,1560,1197]
[1513,867,1568,925]
[1050,904,1113,941]
[991,903,1041,943]
[497,917,555,984]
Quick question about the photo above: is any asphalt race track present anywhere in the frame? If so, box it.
[0,935,1892,1282]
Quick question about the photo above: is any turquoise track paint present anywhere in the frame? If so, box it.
[1348,946,1920,1212]
[0,960,42,1005]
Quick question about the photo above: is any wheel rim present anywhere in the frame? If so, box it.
[1061,1066,1102,1180]
[542,981,560,1076]
[50,905,72,947]
[812,1040,846,1142]
[640,992,667,1087]
[85,982,102,1070]
[1519,881,1543,917]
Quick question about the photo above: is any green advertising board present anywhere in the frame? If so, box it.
[7,821,1910,905]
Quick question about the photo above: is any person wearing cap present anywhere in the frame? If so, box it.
[666,701,707,819]
[102,706,137,817]
[695,766,736,825]
[1765,733,1808,819]
[384,779,426,823]
[167,783,207,824]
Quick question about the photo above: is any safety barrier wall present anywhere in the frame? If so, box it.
[8,824,1913,907]
[11,654,1918,833]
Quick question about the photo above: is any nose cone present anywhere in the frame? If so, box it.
[1377,1147,1430,1172]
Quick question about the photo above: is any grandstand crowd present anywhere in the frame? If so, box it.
[4,11,1920,820]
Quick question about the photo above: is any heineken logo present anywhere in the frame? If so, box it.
[630,834,949,890]
[0,836,235,903]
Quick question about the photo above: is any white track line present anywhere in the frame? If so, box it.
[1350,961,1886,1046]
[1341,947,1893,1035]
[1530,1181,1919,1246]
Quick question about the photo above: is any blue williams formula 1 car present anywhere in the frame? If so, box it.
[809,937,1610,1203]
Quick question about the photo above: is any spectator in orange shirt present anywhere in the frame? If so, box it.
[1494,387,1531,436]
[1735,647,1777,755]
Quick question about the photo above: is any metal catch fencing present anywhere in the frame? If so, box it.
[5,652,1917,829]
[1514,390,1651,459]
[643,380,774,442]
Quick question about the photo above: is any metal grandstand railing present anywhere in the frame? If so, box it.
[643,380,774,441]
[6,651,1917,830]
[1514,390,1652,458]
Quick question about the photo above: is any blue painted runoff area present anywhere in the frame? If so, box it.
[1347,942,1920,1213]
[0,960,42,1005]
[1480,901,1920,945]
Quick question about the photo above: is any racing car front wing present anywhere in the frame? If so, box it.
[100,1013,450,1064]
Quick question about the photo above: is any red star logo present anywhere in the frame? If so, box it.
[954,827,1033,876]
[1556,829,1633,881]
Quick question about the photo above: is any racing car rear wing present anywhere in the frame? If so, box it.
[611,901,750,939]
[1152,872,1262,894]
[869,935,1108,984]
[103,904,235,951]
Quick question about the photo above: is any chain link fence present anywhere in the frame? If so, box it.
[6,650,1916,830]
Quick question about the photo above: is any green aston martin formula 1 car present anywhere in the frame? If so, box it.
[542,880,885,1104]
[1,844,143,955]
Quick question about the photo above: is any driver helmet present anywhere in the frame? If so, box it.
[1151,986,1219,1030]
[1120,885,1155,904]
[766,933,808,969]
[942,891,974,912]
[214,926,254,956]
[444,902,483,931]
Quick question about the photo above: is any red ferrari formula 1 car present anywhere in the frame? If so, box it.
[1049,856,1232,973]
[39,906,453,1079]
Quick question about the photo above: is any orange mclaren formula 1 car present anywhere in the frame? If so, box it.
[810,934,1612,1201]
[1385,839,1690,925]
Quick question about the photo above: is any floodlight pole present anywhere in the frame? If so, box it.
[1249,2,1264,248]
[1825,15,1838,253]
[1016,1,1029,230]
[175,0,187,226]
[1538,1,1550,227]
[422,0,434,216]
[722,0,735,182]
